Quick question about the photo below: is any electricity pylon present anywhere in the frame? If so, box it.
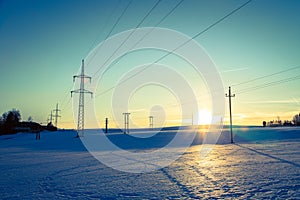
[123,113,130,134]
[53,103,61,127]
[226,86,235,144]
[71,59,93,137]
[149,116,153,129]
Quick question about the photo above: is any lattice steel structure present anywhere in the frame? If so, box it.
[71,59,93,137]
[123,112,130,134]
[149,116,153,130]
[53,103,61,127]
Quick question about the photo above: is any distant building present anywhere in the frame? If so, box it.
[14,121,57,133]
[42,122,57,131]
[14,122,42,133]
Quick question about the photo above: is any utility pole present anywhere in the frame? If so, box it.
[226,86,235,144]
[53,103,61,127]
[149,116,153,130]
[105,118,108,133]
[71,59,93,137]
[123,113,130,134]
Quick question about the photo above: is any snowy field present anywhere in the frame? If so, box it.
[1,127,300,199]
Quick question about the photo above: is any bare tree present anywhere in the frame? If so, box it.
[293,113,300,126]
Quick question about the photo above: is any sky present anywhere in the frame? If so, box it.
[0,0,299,128]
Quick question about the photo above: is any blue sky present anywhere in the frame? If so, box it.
[0,0,299,127]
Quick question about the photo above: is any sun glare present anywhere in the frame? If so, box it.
[198,109,212,125]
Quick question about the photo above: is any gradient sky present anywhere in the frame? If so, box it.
[0,0,299,128]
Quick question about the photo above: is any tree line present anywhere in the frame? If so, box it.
[0,109,57,135]
[263,113,300,127]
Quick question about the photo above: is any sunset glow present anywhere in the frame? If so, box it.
[198,109,213,125]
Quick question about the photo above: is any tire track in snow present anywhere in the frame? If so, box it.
[183,161,236,198]
[37,155,103,198]
[235,144,300,168]
[50,161,107,178]
[108,151,199,199]
[160,167,199,199]
[175,147,246,198]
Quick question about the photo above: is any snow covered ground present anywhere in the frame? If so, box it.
[1,127,300,199]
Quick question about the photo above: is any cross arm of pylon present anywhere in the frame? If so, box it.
[52,113,61,117]
[73,75,92,83]
[84,90,93,98]
[71,89,93,98]
[53,113,61,118]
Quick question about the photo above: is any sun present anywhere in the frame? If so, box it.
[198,109,212,125]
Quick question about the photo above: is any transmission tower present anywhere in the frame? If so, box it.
[149,116,153,129]
[53,103,61,127]
[71,59,93,137]
[226,86,235,144]
[123,112,130,134]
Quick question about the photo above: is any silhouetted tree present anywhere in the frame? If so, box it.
[1,109,21,133]
[283,120,293,126]
[4,109,21,124]
[0,116,3,130]
[293,113,300,126]
[262,121,266,127]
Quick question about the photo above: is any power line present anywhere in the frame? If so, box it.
[85,0,122,56]
[236,74,300,95]
[60,87,73,109]
[135,0,162,27]
[83,0,185,104]
[61,0,253,128]
[86,0,133,66]
[59,84,75,113]
[105,1,132,41]
[232,65,300,87]
[61,97,72,111]
[95,0,253,98]
[191,0,252,40]
[93,64,299,117]
[92,0,162,79]
[58,1,131,114]
[99,0,185,77]
[155,0,185,25]
[94,65,300,114]
[56,0,182,127]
